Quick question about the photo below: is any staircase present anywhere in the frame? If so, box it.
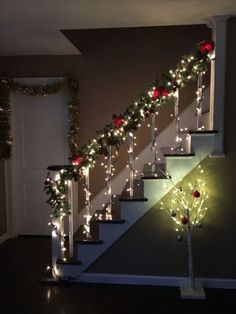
[52,129,217,281]
[44,40,221,284]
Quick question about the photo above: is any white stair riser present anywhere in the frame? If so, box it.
[144,179,173,208]
[99,222,128,243]
[190,134,215,157]
[120,201,150,222]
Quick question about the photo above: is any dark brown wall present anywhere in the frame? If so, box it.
[86,18,236,278]
[69,25,210,207]
[0,161,7,236]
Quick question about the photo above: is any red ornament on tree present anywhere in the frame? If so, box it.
[72,156,81,165]
[192,190,201,198]
[197,40,214,55]
[161,87,168,97]
[181,216,188,225]
[112,114,124,128]
[152,87,160,100]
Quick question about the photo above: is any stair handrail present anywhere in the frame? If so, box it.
[44,40,214,220]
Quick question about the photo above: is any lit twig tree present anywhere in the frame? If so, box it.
[160,164,210,290]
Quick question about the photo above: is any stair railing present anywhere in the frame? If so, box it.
[45,40,215,264]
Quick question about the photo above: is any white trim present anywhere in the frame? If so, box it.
[78,273,236,289]
[0,232,10,244]
[210,15,229,156]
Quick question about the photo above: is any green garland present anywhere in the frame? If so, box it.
[0,76,80,159]
[44,40,214,218]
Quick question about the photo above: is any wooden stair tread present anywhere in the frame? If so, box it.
[77,239,103,245]
[57,257,81,265]
[47,164,72,171]
[161,147,195,158]
[188,129,218,135]
[97,218,125,224]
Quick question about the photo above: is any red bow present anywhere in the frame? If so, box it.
[198,40,214,55]
[72,156,81,165]
[112,114,124,128]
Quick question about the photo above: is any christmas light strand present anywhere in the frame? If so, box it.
[45,40,214,219]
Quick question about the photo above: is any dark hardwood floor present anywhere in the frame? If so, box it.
[0,236,236,314]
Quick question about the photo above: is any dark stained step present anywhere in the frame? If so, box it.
[57,257,81,265]
[97,219,125,224]
[77,239,103,245]
[188,129,218,135]
[47,164,73,171]
[119,179,148,201]
[141,163,170,179]
[161,147,195,158]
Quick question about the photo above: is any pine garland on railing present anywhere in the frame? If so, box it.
[0,76,80,159]
[44,40,214,219]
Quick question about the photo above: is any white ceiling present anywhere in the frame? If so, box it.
[0,0,236,56]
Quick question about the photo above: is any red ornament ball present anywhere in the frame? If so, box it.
[198,40,214,55]
[181,216,188,225]
[192,190,201,198]
[72,156,81,165]
[152,87,160,100]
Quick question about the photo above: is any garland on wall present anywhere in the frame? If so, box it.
[44,40,214,219]
[0,76,80,160]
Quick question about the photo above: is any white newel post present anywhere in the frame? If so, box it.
[210,15,229,156]
[128,132,134,197]
[84,167,91,239]
[51,217,61,279]
[50,169,63,279]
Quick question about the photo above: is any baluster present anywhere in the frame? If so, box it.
[60,218,66,261]
[84,167,91,239]
[173,89,182,151]
[196,72,203,130]
[51,217,61,279]
[128,132,134,197]
[106,145,112,215]
[67,179,74,257]
[151,113,158,173]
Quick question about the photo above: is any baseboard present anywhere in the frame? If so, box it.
[78,273,236,289]
[0,232,10,244]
